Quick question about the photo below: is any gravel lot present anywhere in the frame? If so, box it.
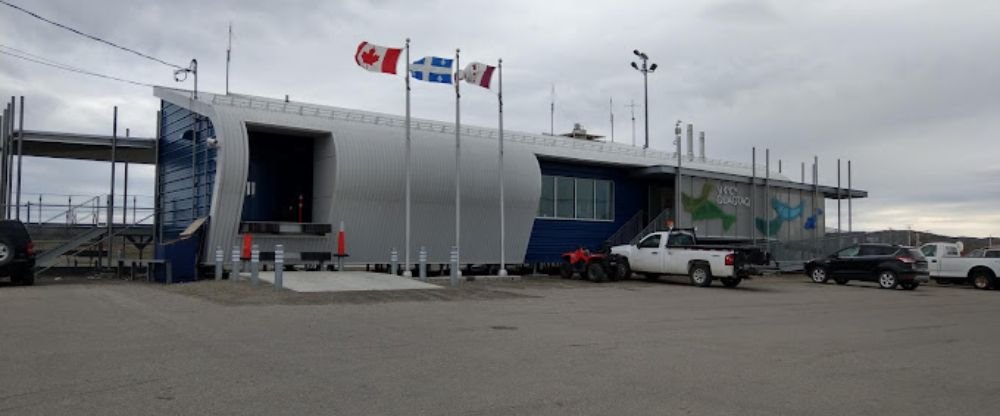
[2,275,999,415]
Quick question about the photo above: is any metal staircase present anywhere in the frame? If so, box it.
[34,227,106,269]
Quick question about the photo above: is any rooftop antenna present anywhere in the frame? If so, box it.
[225,22,232,95]
[625,100,639,147]
[549,84,555,136]
[609,97,615,143]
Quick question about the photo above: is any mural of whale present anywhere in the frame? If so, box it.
[682,183,737,231]
[755,197,805,235]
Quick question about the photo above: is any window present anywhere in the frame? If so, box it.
[987,251,1000,258]
[595,180,612,220]
[668,233,695,246]
[555,177,575,218]
[837,246,860,257]
[945,246,960,257]
[538,176,555,217]
[638,235,661,249]
[538,175,614,221]
[576,178,595,219]
[921,245,937,257]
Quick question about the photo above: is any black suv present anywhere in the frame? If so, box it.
[805,244,929,290]
[0,220,35,286]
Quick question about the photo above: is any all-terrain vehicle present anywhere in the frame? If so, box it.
[559,245,629,282]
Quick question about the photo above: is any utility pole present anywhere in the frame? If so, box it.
[226,23,232,95]
[609,97,614,143]
[549,84,555,136]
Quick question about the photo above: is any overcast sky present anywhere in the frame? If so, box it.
[1,0,998,237]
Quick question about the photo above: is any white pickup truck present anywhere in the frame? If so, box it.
[919,242,1000,289]
[611,229,770,288]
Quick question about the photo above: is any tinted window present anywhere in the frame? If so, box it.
[858,245,883,256]
[895,248,925,259]
[576,178,595,219]
[921,245,937,257]
[538,176,555,217]
[668,233,695,246]
[556,177,575,218]
[595,180,613,221]
[987,251,1000,258]
[837,246,860,257]
[638,235,661,249]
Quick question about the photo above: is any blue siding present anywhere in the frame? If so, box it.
[524,159,647,263]
[154,101,217,282]
[157,101,217,240]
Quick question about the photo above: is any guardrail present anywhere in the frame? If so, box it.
[2,193,154,226]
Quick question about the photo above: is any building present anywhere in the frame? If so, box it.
[153,87,866,280]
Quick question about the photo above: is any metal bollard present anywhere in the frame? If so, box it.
[215,246,223,281]
[274,244,284,290]
[231,245,241,282]
[418,246,427,281]
[250,244,260,286]
[390,248,399,275]
[449,246,459,287]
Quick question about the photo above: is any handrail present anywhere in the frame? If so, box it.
[40,195,102,224]
[630,209,673,245]
[605,210,645,247]
[36,211,157,275]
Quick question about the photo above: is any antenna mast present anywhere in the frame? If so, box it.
[225,23,232,95]
[609,97,615,143]
[549,84,555,136]
[625,100,639,147]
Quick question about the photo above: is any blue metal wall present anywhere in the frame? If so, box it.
[155,101,217,281]
[157,101,217,240]
[524,159,647,263]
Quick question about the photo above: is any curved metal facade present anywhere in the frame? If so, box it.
[156,88,540,264]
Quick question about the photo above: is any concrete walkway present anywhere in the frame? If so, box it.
[255,271,441,292]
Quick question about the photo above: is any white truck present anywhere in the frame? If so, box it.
[611,229,770,288]
[919,242,1000,289]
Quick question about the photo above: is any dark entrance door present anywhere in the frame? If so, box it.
[647,182,674,223]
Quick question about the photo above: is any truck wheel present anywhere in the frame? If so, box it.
[900,281,919,290]
[613,261,631,281]
[971,271,994,290]
[559,262,573,279]
[689,264,713,287]
[834,277,849,285]
[587,262,607,283]
[809,267,829,284]
[720,277,741,288]
[878,270,899,289]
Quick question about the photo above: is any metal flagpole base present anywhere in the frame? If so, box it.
[498,269,508,277]
[402,270,412,278]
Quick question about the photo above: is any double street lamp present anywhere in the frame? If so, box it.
[630,49,657,149]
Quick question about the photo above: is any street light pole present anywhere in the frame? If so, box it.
[631,50,657,149]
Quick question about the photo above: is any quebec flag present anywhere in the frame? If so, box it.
[410,56,454,84]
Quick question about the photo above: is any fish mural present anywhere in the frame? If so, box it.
[682,183,737,231]
[804,208,824,230]
[755,198,805,235]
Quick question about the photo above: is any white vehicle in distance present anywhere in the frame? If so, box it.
[919,242,1000,289]
[610,229,770,288]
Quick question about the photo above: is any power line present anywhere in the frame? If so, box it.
[0,0,184,69]
[0,45,155,87]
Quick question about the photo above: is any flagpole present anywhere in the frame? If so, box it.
[454,48,462,279]
[498,58,507,277]
[403,38,412,277]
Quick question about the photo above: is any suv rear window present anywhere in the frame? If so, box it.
[987,251,1000,258]
[895,248,925,260]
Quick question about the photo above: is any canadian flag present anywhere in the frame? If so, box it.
[458,62,496,89]
[355,41,402,74]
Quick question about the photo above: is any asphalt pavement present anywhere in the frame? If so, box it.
[1,275,998,415]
